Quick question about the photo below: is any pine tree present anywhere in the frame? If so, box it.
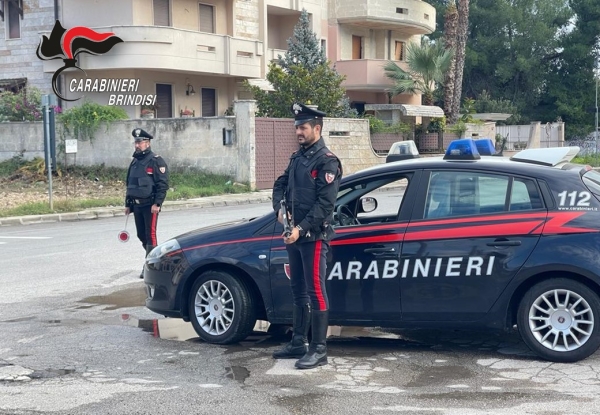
[279,9,326,72]
[245,9,356,118]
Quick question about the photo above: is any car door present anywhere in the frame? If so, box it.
[269,171,421,323]
[328,172,420,322]
[400,169,546,322]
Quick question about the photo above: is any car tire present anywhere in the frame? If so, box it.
[188,270,257,345]
[517,278,600,362]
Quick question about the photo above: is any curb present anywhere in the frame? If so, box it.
[0,191,273,227]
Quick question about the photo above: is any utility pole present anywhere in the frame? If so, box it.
[42,94,57,209]
[595,76,600,146]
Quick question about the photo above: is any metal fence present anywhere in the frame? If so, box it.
[496,122,564,150]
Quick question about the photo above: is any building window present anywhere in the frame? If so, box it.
[321,39,327,58]
[199,3,215,33]
[153,0,170,26]
[201,88,216,117]
[394,41,405,61]
[352,35,362,60]
[7,0,21,39]
[156,84,173,118]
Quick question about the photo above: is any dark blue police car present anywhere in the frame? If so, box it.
[145,139,600,363]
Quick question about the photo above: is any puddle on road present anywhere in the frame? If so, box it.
[78,285,146,310]
[225,366,250,384]
[407,365,474,387]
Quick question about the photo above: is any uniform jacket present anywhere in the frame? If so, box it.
[125,149,169,208]
[273,137,342,243]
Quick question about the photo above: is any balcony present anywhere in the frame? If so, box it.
[335,0,436,34]
[266,48,288,63]
[336,59,409,91]
[42,26,264,78]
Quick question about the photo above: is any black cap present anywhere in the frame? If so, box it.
[291,103,326,126]
[132,128,153,141]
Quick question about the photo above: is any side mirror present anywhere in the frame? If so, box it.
[360,197,377,213]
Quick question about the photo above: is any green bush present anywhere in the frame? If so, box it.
[0,87,43,121]
[58,101,128,142]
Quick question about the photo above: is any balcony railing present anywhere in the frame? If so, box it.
[335,0,436,34]
[42,26,264,78]
[335,59,409,91]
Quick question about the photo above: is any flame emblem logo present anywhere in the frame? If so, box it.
[36,20,123,101]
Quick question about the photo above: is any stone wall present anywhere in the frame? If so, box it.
[0,101,383,189]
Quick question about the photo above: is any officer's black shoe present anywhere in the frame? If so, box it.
[272,303,310,359]
[139,267,144,279]
[295,310,328,369]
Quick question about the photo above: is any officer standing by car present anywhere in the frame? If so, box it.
[272,103,342,369]
[125,128,169,278]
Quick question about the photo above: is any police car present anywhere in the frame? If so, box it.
[145,139,600,363]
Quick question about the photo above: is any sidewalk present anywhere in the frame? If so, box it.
[0,190,273,227]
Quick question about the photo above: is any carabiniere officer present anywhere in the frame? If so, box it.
[272,103,343,369]
[125,128,169,278]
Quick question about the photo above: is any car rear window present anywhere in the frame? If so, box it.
[582,170,600,196]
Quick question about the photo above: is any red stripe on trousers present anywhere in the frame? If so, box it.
[313,240,326,311]
[150,212,158,246]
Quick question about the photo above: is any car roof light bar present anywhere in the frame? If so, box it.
[474,138,496,156]
[510,146,580,167]
[444,139,481,160]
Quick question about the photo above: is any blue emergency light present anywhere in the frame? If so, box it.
[474,138,496,156]
[444,138,481,160]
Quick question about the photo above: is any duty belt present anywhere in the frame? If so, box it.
[133,197,153,204]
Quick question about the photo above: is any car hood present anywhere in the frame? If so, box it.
[174,213,272,247]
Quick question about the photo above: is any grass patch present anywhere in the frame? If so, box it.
[0,158,253,217]
[0,197,123,218]
[572,155,600,167]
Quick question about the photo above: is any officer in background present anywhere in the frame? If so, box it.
[125,128,169,278]
[272,103,342,369]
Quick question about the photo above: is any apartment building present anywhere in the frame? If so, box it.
[0,0,436,118]
[0,0,56,93]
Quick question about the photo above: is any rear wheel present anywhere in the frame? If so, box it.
[517,278,600,362]
[188,270,256,344]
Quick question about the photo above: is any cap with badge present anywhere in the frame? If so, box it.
[132,128,153,141]
[291,103,326,126]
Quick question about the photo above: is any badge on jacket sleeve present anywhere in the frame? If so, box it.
[325,172,335,184]
[159,167,166,174]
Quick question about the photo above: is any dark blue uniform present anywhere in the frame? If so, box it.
[125,128,169,277]
[271,103,342,369]
[272,137,342,310]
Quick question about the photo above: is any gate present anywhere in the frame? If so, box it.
[255,118,297,190]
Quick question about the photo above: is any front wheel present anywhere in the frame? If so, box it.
[517,278,600,362]
[188,270,256,344]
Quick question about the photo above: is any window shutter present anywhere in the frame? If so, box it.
[156,84,172,118]
[153,0,170,26]
[201,88,216,117]
[199,4,214,33]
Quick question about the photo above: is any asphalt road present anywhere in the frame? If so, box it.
[2,200,600,414]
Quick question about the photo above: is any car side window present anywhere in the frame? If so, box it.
[334,174,412,227]
[424,171,509,219]
[510,178,543,211]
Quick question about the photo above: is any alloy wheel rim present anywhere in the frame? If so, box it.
[528,288,594,352]
[194,280,235,335]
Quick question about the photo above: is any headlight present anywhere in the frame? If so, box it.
[147,239,182,260]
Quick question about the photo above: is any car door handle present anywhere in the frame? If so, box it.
[486,239,521,247]
[364,247,396,254]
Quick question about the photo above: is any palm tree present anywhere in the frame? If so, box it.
[443,0,459,122]
[451,0,470,121]
[383,40,453,106]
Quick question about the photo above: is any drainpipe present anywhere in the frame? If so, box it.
[387,30,391,60]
